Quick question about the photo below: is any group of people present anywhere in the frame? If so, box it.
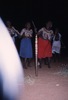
[0,18,62,100]
[6,20,62,69]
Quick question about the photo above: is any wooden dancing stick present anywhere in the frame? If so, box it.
[32,20,37,33]
[35,34,38,76]
[32,20,38,76]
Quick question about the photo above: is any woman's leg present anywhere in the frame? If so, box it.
[48,57,51,68]
[44,57,48,65]
[24,58,28,69]
[27,58,32,67]
[21,58,27,69]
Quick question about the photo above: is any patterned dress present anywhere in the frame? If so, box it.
[52,33,61,54]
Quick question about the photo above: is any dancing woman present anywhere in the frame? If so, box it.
[6,21,20,43]
[20,22,33,68]
[37,21,53,68]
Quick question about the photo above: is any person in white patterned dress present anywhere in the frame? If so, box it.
[52,28,61,62]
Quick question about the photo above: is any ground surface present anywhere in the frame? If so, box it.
[21,57,68,100]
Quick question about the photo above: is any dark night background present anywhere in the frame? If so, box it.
[1,0,68,56]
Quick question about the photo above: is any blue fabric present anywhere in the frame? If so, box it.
[20,38,33,58]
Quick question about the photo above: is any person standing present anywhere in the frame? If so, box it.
[6,21,20,43]
[20,22,33,68]
[37,21,53,68]
[52,28,61,62]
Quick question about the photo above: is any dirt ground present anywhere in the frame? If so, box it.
[20,57,68,100]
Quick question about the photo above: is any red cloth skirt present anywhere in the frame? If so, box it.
[38,37,52,58]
